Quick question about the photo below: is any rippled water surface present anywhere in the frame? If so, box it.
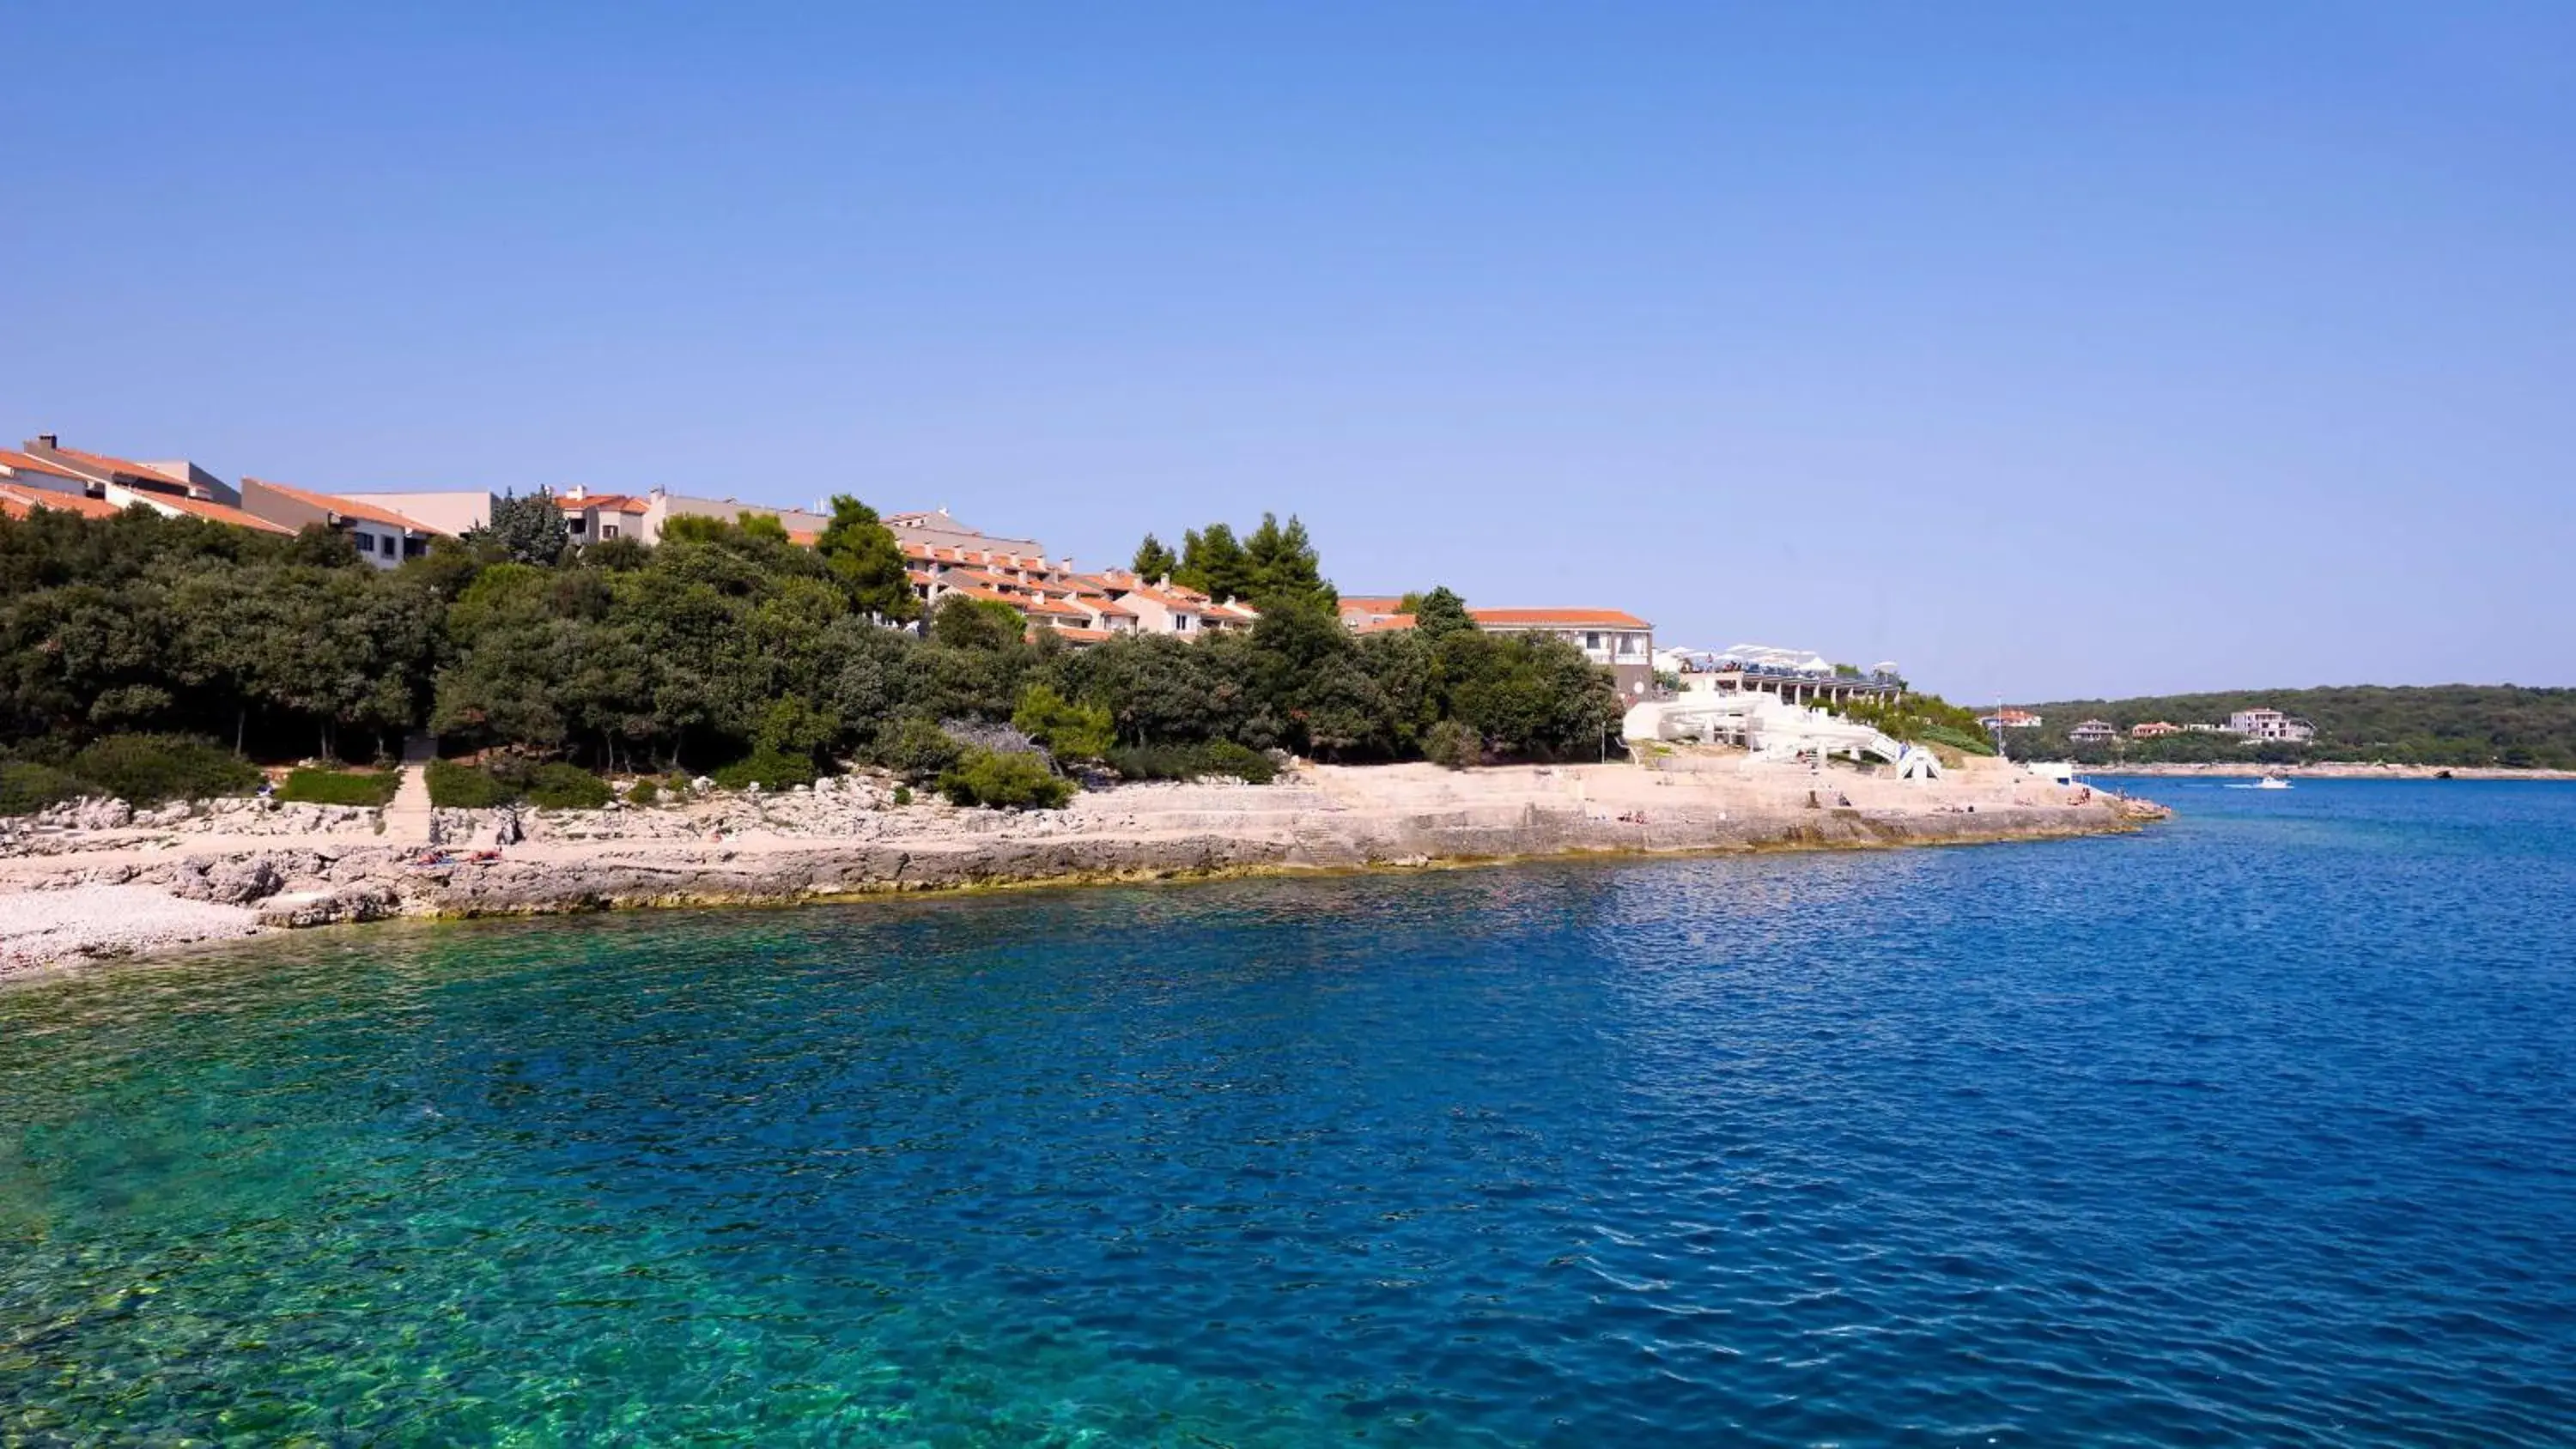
[5,781,2574,1445]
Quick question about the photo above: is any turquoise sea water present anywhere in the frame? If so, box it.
[3,781,2573,1446]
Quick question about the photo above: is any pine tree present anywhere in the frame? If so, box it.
[817,495,920,622]
[1131,532,1178,581]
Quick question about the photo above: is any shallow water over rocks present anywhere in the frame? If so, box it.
[3,779,2571,1445]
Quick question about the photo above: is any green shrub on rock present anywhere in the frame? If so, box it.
[1104,739,1278,785]
[1423,719,1481,771]
[67,735,260,805]
[278,768,401,806]
[426,759,514,809]
[877,718,963,783]
[0,761,88,815]
[939,748,1074,809]
[625,776,659,806]
[1012,685,1114,763]
[711,745,817,791]
[525,763,614,809]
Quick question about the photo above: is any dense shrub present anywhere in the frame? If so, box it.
[0,505,1673,774]
[876,718,963,782]
[1012,685,1114,762]
[425,759,514,808]
[1423,719,1481,770]
[939,748,1075,809]
[525,762,614,809]
[1911,724,1996,757]
[711,745,817,791]
[625,776,659,805]
[0,761,88,815]
[1843,694,1997,757]
[67,735,260,805]
[1105,739,1279,785]
[277,767,400,806]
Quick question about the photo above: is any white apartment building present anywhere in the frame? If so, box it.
[240,478,440,567]
[2227,707,2317,743]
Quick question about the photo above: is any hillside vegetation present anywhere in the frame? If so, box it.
[0,498,1623,792]
[2011,686,2576,769]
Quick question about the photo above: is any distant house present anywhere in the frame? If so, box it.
[1978,707,2044,730]
[331,488,500,537]
[0,480,125,521]
[18,433,239,505]
[1470,608,1656,699]
[1117,580,1210,637]
[241,478,440,567]
[1337,595,1409,628]
[648,488,828,543]
[2069,718,2120,746]
[99,484,294,535]
[2227,707,2317,743]
[556,487,654,545]
[883,509,1048,562]
[2129,720,2182,739]
[0,448,94,497]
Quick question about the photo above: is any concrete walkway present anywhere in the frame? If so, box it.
[381,735,436,845]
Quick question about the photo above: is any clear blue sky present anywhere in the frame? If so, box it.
[8,2,2571,702]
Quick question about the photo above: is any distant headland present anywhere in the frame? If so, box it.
[1977,685,2576,773]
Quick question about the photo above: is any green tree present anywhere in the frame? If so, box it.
[816,495,920,622]
[1241,512,1334,609]
[1403,585,1476,639]
[929,593,1030,652]
[1436,630,1621,762]
[1175,524,1252,602]
[1012,683,1114,762]
[465,490,571,566]
[1131,532,1178,581]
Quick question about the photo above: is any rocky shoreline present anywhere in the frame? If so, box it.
[0,758,2166,981]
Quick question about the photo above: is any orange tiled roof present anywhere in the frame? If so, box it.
[0,482,124,520]
[132,490,295,535]
[1122,585,1203,612]
[1354,614,1418,634]
[1051,625,1114,645]
[1338,596,1408,615]
[1470,607,1651,629]
[0,450,91,484]
[38,446,189,487]
[945,585,1035,611]
[243,477,439,533]
[940,566,1022,592]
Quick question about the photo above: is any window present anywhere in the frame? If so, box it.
[566,515,586,533]
[354,532,376,554]
[1175,615,1193,631]
[1584,631,1601,650]
[602,524,618,539]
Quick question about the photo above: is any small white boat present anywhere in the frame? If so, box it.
[2253,774,2293,791]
